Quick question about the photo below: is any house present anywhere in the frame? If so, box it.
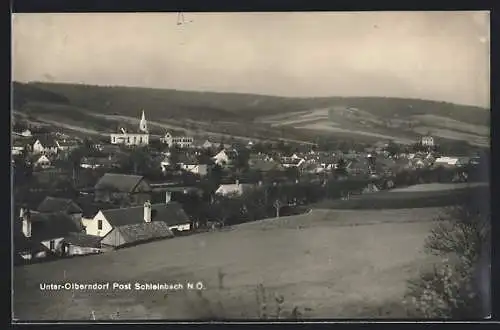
[434,156,460,167]
[181,164,211,176]
[213,149,238,166]
[110,110,149,146]
[12,139,27,156]
[80,156,119,169]
[34,155,52,169]
[61,233,103,256]
[161,131,194,148]
[56,139,80,152]
[421,136,435,147]
[215,180,255,197]
[20,129,32,137]
[33,135,59,154]
[17,208,84,257]
[86,199,190,239]
[94,173,152,205]
[37,197,84,228]
[280,156,306,168]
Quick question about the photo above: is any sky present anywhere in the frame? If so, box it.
[12,11,490,107]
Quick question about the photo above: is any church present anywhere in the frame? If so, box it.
[110,110,150,146]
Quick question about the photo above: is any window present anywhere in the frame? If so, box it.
[98,220,103,230]
[49,240,55,250]
[140,136,143,143]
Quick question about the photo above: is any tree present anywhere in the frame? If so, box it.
[405,187,490,318]
[386,141,400,157]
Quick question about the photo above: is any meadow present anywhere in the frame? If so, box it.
[14,206,445,320]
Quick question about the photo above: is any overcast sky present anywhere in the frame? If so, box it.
[12,11,490,107]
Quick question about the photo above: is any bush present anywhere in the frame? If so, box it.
[404,195,491,319]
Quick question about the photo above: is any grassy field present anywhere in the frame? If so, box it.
[314,184,488,210]
[14,207,445,320]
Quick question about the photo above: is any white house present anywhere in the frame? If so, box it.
[181,164,210,176]
[85,196,191,238]
[33,136,59,154]
[21,129,32,137]
[421,136,435,147]
[215,180,255,197]
[161,131,194,148]
[110,110,149,146]
[35,155,52,169]
[434,156,460,167]
[213,149,238,166]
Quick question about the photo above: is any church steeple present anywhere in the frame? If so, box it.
[139,110,148,133]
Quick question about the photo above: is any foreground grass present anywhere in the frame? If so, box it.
[14,208,441,320]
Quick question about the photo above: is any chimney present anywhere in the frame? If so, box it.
[21,208,32,238]
[143,201,152,223]
[165,191,172,204]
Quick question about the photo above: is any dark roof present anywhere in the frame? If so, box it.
[102,222,174,247]
[37,197,83,214]
[94,173,149,192]
[177,153,199,165]
[35,135,58,148]
[63,232,102,247]
[100,202,190,227]
[250,159,282,172]
[30,212,84,241]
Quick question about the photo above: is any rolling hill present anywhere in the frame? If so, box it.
[12,82,490,146]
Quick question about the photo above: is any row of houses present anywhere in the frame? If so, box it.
[15,191,192,263]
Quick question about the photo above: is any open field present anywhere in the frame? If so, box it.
[314,184,489,210]
[411,114,490,136]
[14,207,444,320]
[296,123,415,144]
[389,182,488,193]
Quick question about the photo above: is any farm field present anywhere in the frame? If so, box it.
[14,207,444,320]
[411,114,490,136]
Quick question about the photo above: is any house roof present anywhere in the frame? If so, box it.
[63,232,102,248]
[29,212,84,241]
[35,135,58,148]
[37,197,83,214]
[100,202,190,227]
[94,173,149,192]
[57,140,79,147]
[177,153,199,165]
[216,183,254,196]
[249,159,282,172]
[104,221,174,246]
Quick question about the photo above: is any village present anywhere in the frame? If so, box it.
[12,110,485,265]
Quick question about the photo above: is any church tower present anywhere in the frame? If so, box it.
[139,110,148,133]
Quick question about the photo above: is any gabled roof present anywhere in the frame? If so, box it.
[177,153,199,165]
[100,202,190,227]
[63,232,102,248]
[216,183,254,196]
[249,159,282,172]
[94,173,149,192]
[102,221,174,247]
[29,212,84,241]
[34,135,58,148]
[37,197,83,214]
